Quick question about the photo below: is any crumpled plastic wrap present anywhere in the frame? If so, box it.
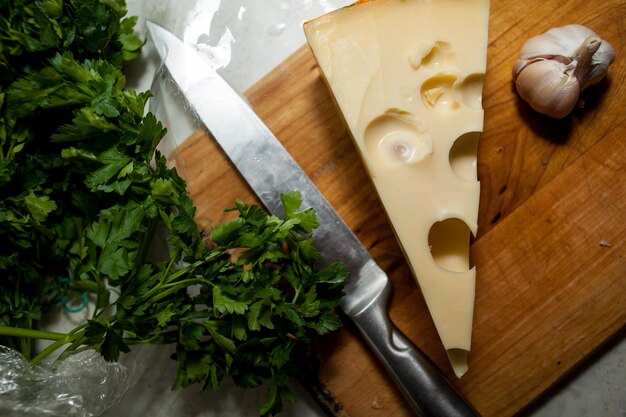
[0,346,130,417]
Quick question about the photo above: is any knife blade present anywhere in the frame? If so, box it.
[147,21,478,417]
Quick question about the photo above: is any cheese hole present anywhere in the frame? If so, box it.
[364,112,432,168]
[409,41,454,69]
[428,218,471,273]
[421,75,460,112]
[449,132,480,182]
[457,73,485,109]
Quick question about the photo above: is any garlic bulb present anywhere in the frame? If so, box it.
[513,24,615,119]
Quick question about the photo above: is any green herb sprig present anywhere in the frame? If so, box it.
[0,1,347,415]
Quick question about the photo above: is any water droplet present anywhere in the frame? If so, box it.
[196,33,214,47]
[364,114,432,167]
[400,86,416,104]
[192,28,234,70]
[237,6,246,20]
[393,142,412,162]
[268,23,286,37]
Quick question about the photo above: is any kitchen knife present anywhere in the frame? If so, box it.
[147,21,479,417]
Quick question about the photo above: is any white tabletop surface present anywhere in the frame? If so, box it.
[101,1,626,416]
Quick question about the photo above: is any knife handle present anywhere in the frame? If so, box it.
[351,285,479,417]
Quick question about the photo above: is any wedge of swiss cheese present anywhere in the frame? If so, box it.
[304,0,489,377]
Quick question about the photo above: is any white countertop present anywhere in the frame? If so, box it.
[102,1,626,416]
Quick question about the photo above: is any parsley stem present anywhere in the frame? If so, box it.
[0,327,82,366]
[147,281,195,303]
[92,271,103,319]
[160,257,177,284]
[30,336,72,366]
[1,324,92,366]
[132,217,159,279]
[57,332,87,362]
[141,258,209,301]
[292,287,301,304]
[68,322,89,336]
[0,326,67,341]
[126,330,178,345]
[163,258,209,283]
[159,278,205,290]
[22,318,33,360]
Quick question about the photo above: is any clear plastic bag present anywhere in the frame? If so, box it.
[0,346,130,417]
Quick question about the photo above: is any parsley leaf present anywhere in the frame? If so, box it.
[0,3,348,416]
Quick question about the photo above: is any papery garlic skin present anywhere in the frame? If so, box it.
[513,24,616,119]
[516,60,581,119]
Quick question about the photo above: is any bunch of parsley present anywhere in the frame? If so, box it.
[0,1,347,415]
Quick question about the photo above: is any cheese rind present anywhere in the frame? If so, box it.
[304,0,489,377]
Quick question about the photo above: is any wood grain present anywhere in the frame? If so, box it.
[169,0,626,416]
[479,0,626,236]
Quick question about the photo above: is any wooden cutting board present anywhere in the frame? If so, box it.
[169,0,626,416]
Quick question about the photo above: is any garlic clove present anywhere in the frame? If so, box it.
[515,59,580,119]
[513,24,615,118]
